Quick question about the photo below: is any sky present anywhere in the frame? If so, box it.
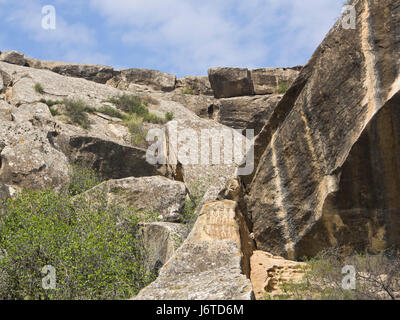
[0,0,345,77]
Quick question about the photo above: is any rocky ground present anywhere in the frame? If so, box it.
[1,0,400,300]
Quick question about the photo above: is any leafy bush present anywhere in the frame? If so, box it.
[63,99,96,129]
[0,166,156,300]
[67,164,102,196]
[0,188,154,300]
[165,111,174,121]
[34,83,44,94]
[275,82,290,94]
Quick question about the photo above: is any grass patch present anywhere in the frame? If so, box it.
[108,94,165,124]
[125,114,148,148]
[182,88,194,95]
[97,106,125,119]
[165,111,174,121]
[34,83,44,94]
[275,82,290,94]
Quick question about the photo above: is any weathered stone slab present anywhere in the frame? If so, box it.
[208,67,254,98]
[250,67,300,95]
[134,200,255,300]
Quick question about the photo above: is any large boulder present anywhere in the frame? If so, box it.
[175,76,213,95]
[26,58,115,84]
[0,51,26,66]
[250,67,300,95]
[250,251,306,300]
[215,94,283,135]
[84,176,187,222]
[134,200,255,300]
[246,0,400,259]
[139,222,186,273]
[108,68,176,92]
[208,67,254,98]
[0,101,69,193]
[163,117,252,208]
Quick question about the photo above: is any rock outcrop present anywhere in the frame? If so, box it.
[208,67,254,98]
[134,200,255,300]
[26,58,115,84]
[139,222,185,274]
[0,51,27,66]
[250,67,300,95]
[215,94,283,134]
[250,251,307,300]
[246,0,400,259]
[176,76,213,96]
[84,176,187,222]
[107,68,176,92]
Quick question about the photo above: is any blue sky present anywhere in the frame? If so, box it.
[0,0,344,77]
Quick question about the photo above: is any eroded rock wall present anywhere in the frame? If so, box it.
[246,0,400,259]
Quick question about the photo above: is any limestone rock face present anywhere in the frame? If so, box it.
[0,102,69,193]
[247,0,400,259]
[134,200,255,300]
[208,67,254,98]
[26,58,115,84]
[165,118,251,208]
[139,222,185,274]
[0,51,26,66]
[215,94,283,135]
[250,251,306,300]
[108,68,176,92]
[85,176,187,222]
[176,76,213,95]
[250,67,300,95]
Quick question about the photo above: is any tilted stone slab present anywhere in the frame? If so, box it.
[134,200,255,300]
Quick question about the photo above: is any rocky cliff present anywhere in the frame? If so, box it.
[1,0,399,301]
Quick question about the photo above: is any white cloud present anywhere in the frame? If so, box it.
[3,1,111,64]
[90,0,343,75]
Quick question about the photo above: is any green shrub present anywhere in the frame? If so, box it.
[0,187,155,300]
[40,99,62,107]
[165,111,174,121]
[63,99,96,129]
[97,106,125,119]
[182,88,194,95]
[108,94,164,124]
[181,178,208,225]
[275,82,290,94]
[108,94,148,116]
[34,83,44,94]
[67,164,102,196]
